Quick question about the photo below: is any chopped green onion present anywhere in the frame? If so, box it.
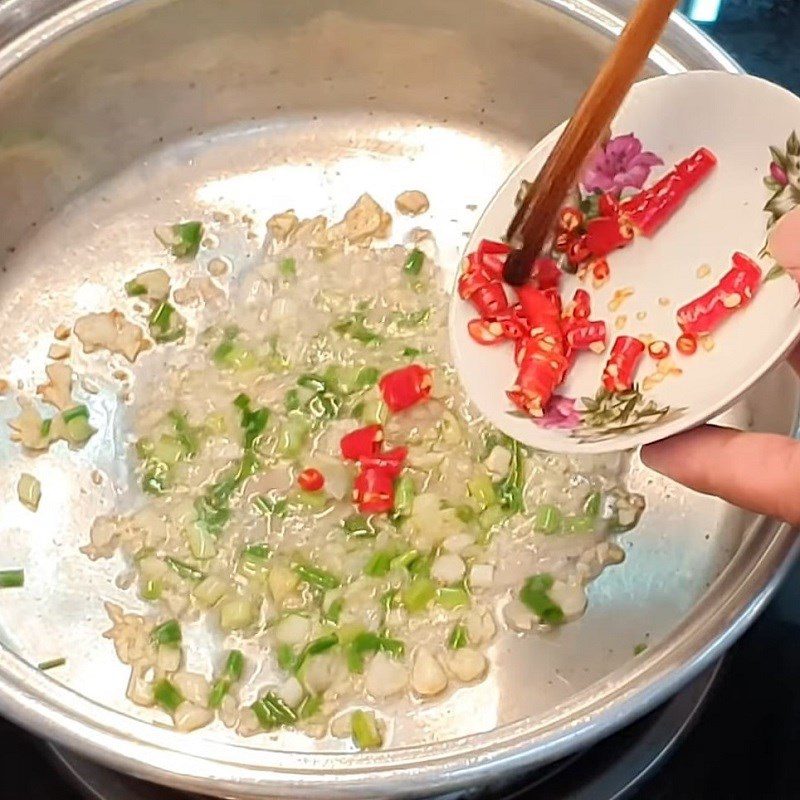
[278,413,310,458]
[401,347,421,358]
[436,586,470,610]
[141,579,163,601]
[168,410,199,457]
[297,374,331,393]
[396,307,430,328]
[293,563,341,590]
[563,515,594,534]
[38,657,66,671]
[279,257,296,278]
[355,366,379,389]
[333,314,382,346]
[324,597,343,624]
[295,633,339,672]
[478,504,507,533]
[252,691,297,730]
[534,504,562,535]
[495,437,525,514]
[164,556,205,581]
[40,418,53,438]
[403,248,425,277]
[364,551,393,578]
[153,679,184,713]
[277,643,299,672]
[151,619,182,647]
[402,576,436,612]
[209,650,245,708]
[253,495,288,518]
[62,404,89,424]
[125,279,147,296]
[467,474,497,509]
[519,574,564,625]
[393,476,415,518]
[633,642,648,656]
[149,301,185,343]
[291,489,329,511]
[583,491,602,518]
[234,393,269,450]
[351,709,382,750]
[297,693,322,719]
[389,549,419,572]
[380,589,398,615]
[242,543,271,561]
[0,569,24,588]
[284,388,301,412]
[448,625,468,650]
[342,514,374,538]
[455,504,476,524]
[347,631,405,673]
[156,221,203,259]
[407,553,431,577]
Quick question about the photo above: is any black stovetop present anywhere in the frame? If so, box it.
[2,2,800,798]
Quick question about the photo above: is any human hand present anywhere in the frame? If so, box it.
[641,206,800,524]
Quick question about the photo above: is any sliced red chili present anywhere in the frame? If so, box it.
[360,446,408,479]
[558,206,584,232]
[591,257,610,288]
[297,468,325,492]
[602,336,645,393]
[457,265,489,301]
[340,424,383,461]
[507,348,569,416]
[567,236,591,266]
[515,285,562,329]
[647,340,671,360]
[553,231,573,253]
[621,147,717,236]
[598,192,620,217]
[476,239,511,276]
[565,320,607,352]
[353,467,395,514]
[564,289,591,320]
[676,251,761,337]
[379,365,433,412]
[532,257,562,291]
[676,333,698,356]
[467,318,505,345]
[584,216,635,258]
[493,305,530,340]
[470,282,510,318]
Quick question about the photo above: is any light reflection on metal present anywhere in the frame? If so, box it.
[685,0,722,23]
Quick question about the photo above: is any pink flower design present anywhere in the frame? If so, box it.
[770,161,789,186]
[534,395,580,430]
[582,133,663,195]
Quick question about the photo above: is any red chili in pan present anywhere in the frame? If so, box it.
[340,424,383,461]
[379,365,433,412]
[621,147,717,236]
[601,336,645,393]
[360,446,408,479]
[353,467,395,514]
[297,468,325,492]
[676,251,761,337]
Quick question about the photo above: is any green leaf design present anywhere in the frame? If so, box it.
[764,183,800,223]
[787,130,800,157]
[765,264,786,282]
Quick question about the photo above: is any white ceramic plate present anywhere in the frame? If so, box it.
[450,71,800,454]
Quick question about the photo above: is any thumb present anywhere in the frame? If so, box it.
[641,424,800,526]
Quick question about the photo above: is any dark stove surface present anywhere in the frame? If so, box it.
[1,2,799,798]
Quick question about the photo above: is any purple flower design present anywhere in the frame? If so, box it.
[534,395,580,430]
[582,133,663,195]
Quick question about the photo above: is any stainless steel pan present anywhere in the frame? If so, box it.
[0,1,794,797]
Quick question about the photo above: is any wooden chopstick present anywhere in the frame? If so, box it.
[503,0,680,285]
